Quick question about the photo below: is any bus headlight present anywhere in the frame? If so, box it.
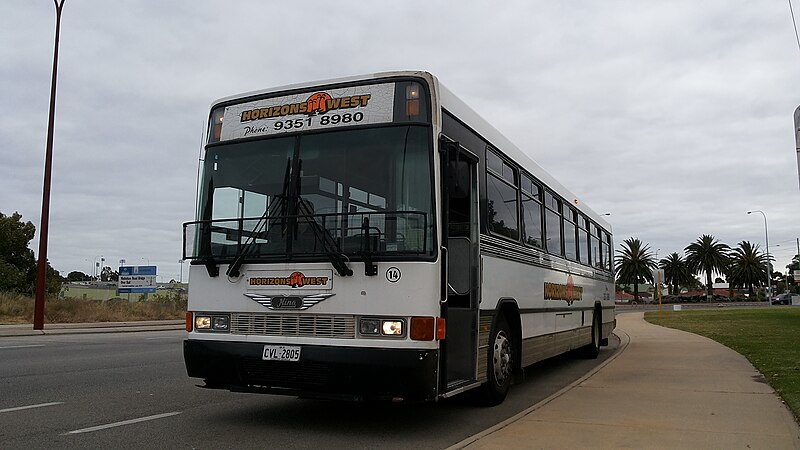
[381,320,403,336]
[359,318,405,337]
[212,315,229,331]
[359,318,380,335]
[195,316,211,330]
[194,314,230,332]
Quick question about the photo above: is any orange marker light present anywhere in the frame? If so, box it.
[406,84,421,117]
[410,317,434,341]
[209,108,224,143]
[406,100,420,117]
[436,317,446,340]
[185,312,193,332]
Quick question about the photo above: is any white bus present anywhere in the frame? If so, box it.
[183,71,614,405]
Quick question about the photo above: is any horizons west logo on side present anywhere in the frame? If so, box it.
[239,91,372,123]
[543,275,583,306]
[249,271,329,289]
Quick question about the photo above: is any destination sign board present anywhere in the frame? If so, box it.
[219,83,395,142]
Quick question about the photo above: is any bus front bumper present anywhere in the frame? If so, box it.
[184,339,439,402]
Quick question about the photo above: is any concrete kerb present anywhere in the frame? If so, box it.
[446,329,631,450]
[0,320,184,337]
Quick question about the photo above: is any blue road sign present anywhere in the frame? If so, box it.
[118,265,157,293]
[119,265,157,276]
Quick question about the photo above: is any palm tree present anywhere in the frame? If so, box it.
[786,254,799,290]
[615,238,657,303]
[685,235,730,301]
[659,252,692,295]
[727,241,768,297]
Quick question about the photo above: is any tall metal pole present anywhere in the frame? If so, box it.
[796,238,800,291]
[34,0,66,330]
[795,106,800,190]
[748,210,771,306]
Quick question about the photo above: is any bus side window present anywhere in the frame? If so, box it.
[591,225,602,268]
[544,191,562,255]
[486,149,519,240]
[602,232,612,271]
[521,176,543,248]
[563,207,577,261]
[578,216,590,265]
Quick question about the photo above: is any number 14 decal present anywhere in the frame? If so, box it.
[386,267,401,283]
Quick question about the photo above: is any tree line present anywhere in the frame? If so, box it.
[0,211,61,295]
[0,211,119,297]
[614,234,791,302]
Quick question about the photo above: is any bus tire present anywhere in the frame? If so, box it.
[580,310,601,359]
[479,315,513,406]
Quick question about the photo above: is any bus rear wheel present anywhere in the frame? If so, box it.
[478,316,513,406]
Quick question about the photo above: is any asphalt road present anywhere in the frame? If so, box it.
[0,330,619,449]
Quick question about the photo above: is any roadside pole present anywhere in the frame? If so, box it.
[653,268,664,319]
[657,270,663,320]
[34,0,66,330]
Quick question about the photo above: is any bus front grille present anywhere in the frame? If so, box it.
[240,359,331,387]
[230,313,356,338]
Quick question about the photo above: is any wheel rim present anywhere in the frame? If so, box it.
[492,331,512,386]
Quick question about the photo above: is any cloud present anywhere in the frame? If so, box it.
[1,0,799,282]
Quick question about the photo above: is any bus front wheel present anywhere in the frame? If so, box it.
[580,310,601,359]
[479,315,513,406]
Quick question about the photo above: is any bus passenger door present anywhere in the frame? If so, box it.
[440,139,479,392]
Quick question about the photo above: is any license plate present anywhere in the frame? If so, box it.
[262,345,301,362]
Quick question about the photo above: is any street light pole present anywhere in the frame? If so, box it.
[34,0,66,330]
[748,210,771,306]
[93,255,103,280]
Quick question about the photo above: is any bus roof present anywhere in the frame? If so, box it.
[209,70,435,109]
[435,79,612,232]
[209,70,611,232]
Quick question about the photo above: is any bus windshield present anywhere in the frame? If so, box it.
[189,125,434,263]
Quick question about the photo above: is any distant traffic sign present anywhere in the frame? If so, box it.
[118,265,157,293]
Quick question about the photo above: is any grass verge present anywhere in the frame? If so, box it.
[0,291,187,324]
[644,308,800,422]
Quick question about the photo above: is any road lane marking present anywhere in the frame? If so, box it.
[64,411,182,435]
[0,402,64,413]
[0,344,46,349]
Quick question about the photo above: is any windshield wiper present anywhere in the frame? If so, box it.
[297,198,353,277]
[225,158,354,278]
[226,159,292,278]
[224,199,285,279]
[287,156,351,277]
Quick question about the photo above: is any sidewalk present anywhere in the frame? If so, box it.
[454,312,800,449]
[0,320,184,337]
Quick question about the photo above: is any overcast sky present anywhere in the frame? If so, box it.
[2,1,800,283]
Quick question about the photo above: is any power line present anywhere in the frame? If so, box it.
[790,0,800,55]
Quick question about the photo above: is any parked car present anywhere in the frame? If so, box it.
[771,293,792,305]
